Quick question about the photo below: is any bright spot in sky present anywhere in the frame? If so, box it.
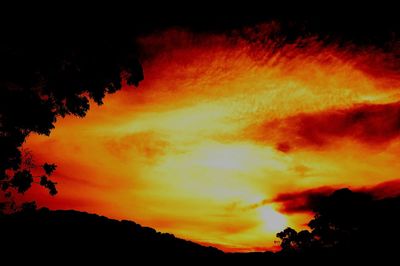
[259,205,288,232]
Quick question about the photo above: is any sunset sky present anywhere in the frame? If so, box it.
[24,24,400,252]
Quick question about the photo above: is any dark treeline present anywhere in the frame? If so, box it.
[2,188,400,263]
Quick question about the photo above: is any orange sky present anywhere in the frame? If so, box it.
[24,25,400,252]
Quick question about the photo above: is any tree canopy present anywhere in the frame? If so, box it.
[0,27,143,210]
[276,188,400,258]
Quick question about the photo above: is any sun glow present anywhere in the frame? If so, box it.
[259,205,288,232]
[24,26,400,252]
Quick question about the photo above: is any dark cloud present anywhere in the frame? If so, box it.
[273,187,335,214]
[359,179,400,199]
[261,102,400,152]
[272,179,400,214]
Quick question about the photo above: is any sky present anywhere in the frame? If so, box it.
[24,24,400,252]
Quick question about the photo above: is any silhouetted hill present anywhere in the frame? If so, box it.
[0,208,223,263]
[2,198,399,264]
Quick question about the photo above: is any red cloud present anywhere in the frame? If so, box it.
[358,179,400,199]
[272,187,335,214]
[259,101,400,152]
[272,179,400,214]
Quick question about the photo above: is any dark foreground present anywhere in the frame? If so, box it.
[0,208,396,264]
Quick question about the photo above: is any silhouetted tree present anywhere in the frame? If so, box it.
[277,188,400,258]
[276,227,315,251]
[0,27,143,210]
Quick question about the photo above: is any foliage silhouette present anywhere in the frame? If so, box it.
[0,27,144,209]
[277,188,400,260]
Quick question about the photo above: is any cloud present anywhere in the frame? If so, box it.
[104,132,169,162]
[23,24,400,252]
[358,179,400,199]
[256,101,400,152]
[272,187,335,214]
[271,179,400,214]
